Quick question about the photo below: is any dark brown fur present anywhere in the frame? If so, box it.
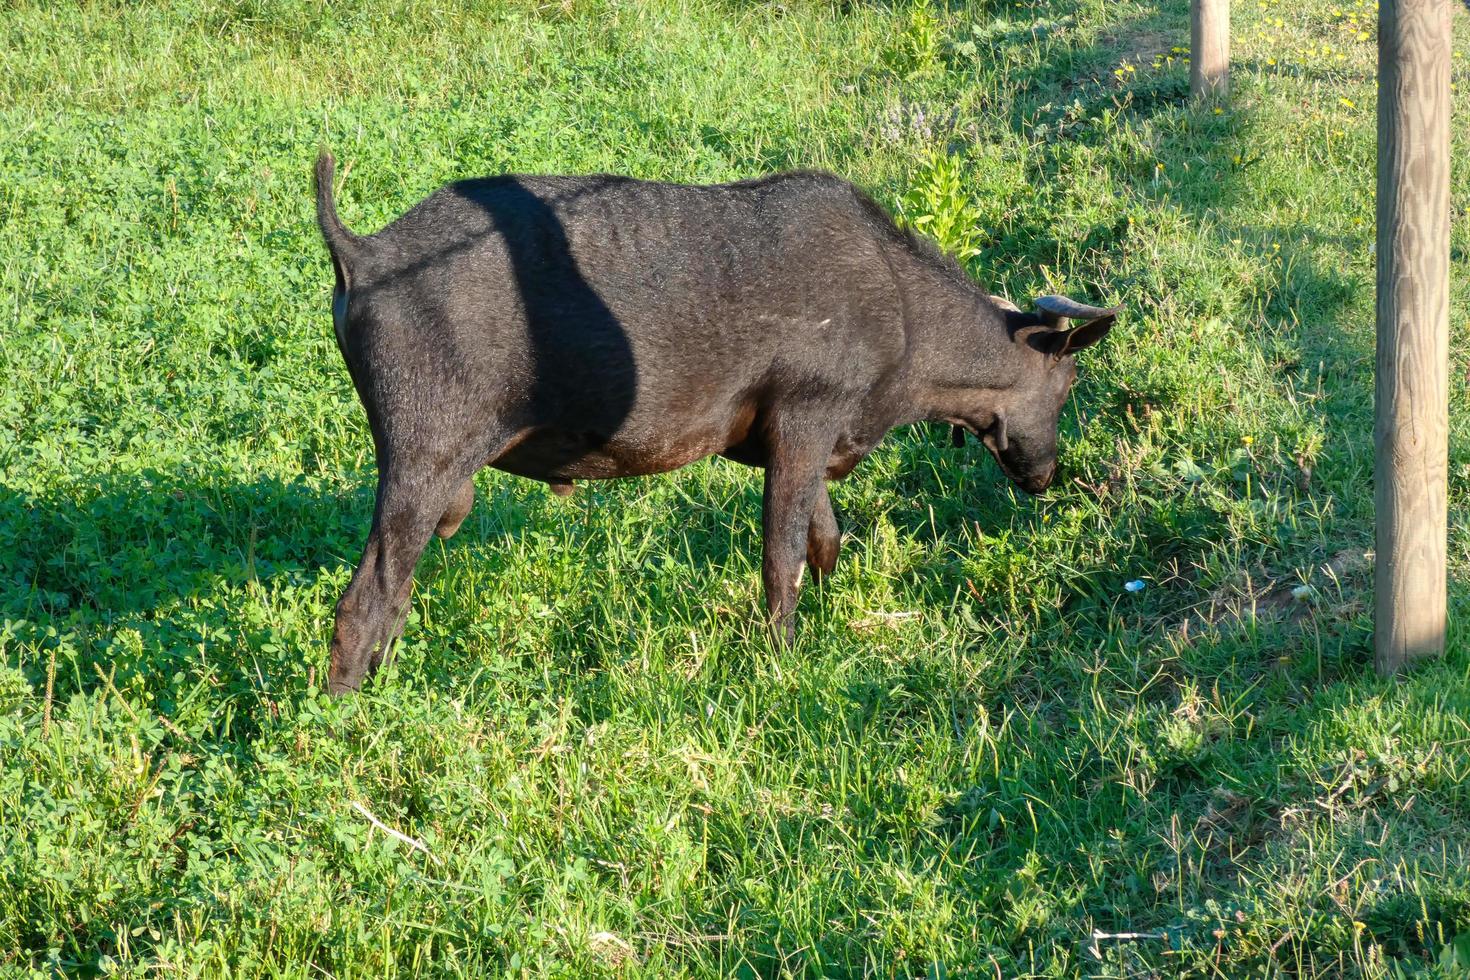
[314,152,1116,694]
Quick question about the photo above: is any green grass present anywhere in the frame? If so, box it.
[2,0,1469,975]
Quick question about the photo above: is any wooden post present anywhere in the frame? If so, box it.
[1375,0,1451,674]
[1190,0,1230,99]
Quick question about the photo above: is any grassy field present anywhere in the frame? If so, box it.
[2,0,1469,975]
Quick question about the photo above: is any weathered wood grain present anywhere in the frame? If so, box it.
[1375,0,1451,673]
[1190,0,1230,99]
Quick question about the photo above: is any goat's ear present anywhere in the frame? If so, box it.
[1057,310,1117,355]
[1029,295,1121,356]
[1008,310,1066,355]
[1052,310,1117,357]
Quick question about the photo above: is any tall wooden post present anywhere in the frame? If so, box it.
[1375,0,1451,674]
[1190,0,1230,99]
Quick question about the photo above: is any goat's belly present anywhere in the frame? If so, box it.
[490,425,732,481]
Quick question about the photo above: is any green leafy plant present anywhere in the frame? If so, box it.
[885,2,943,78]
[1389,932,1470,979]
[896,149,984,263]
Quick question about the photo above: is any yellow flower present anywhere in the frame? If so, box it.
[1242,436,1255,447]
[1213,107,1223,115]
[1340,97,1356,109]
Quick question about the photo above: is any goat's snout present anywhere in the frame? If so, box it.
[1020,461,1058,496]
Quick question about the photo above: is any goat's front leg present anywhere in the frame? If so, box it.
[761,422,832,645]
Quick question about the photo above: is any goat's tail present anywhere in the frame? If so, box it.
[314,150,361,286]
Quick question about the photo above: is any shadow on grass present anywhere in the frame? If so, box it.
[0,465,762,700]
[1,470,371,623]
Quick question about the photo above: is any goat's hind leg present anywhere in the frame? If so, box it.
[806,485,840,584]
[375,477,477,659]
[329,452,491,694]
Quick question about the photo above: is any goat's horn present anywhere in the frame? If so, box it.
[1033,294,1121,323]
